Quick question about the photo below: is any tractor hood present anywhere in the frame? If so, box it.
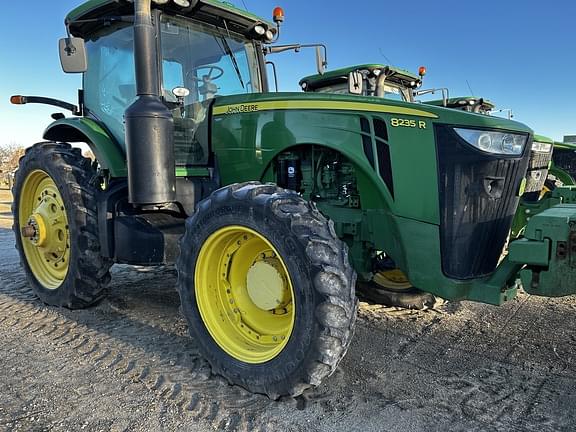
[554,140,576,150]
[533,134,554,144]
[66,0,273,39]
[212,91,533,134]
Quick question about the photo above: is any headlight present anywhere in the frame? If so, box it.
[531,141,553,153]
[454,128,527,155]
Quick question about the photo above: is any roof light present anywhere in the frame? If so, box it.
[10,95,26,105]
[273,6,285,23]
[152,0,170,4]
[265,30,275,42]
[173,0,191,7]
[253,25,266,36]
[418,66,427,77]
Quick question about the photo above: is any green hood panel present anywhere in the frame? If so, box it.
[212,92,533,134]
[533,134,554,144]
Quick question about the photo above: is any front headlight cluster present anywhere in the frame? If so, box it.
[454,128,527,156]
[531,141,553,153]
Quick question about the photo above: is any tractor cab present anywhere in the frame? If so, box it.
[65,0,274,170]
[299,64,422,102]
[424,96,495,114]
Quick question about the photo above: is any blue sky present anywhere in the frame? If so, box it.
[1,0,574,147]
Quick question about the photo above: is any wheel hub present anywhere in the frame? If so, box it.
[246,259,289,310]
[194,225,295,364]
[26,193,67,259]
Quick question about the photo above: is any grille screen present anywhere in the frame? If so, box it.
[435,125,531,279]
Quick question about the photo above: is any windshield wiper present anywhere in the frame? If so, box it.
[215,34,245,89]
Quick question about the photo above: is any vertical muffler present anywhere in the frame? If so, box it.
[125,0,175,205]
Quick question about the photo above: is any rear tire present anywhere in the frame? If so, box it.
[176,182,357,398]
[12,142,112,308]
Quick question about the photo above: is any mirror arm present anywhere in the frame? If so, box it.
[414,88,450,107]
[10,96,80,116]
[264,43,327,75]
[264,44,327,62]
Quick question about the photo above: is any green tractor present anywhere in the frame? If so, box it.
[11,0,576,398]
[301,65,556,238]
[510,139,576,237]
[547,140,576,188]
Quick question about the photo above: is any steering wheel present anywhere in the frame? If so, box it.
[190,65,224,82]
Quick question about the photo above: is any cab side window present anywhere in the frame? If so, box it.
[84,24,136,147]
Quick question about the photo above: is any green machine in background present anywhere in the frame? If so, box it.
[511,139,576,237]
[548,140,576,187]
[10,0,576,398]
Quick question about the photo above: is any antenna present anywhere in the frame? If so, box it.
[465,79,475,96]
[240,0,248,10]
[378,48,393,66]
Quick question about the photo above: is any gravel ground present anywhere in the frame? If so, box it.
[1,189,575,432]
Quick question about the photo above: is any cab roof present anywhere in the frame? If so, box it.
[299,64,420,89]
[425,96,496,110]
[66,0,273,38]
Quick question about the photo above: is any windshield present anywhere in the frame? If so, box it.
[160,14,262,102]
[380,83,408,101]
[160,14,262,165]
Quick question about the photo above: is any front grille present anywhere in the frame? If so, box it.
[435,125,531,279]
[529,151,552,168]
[524,149,553,193]
[553,148,576,179]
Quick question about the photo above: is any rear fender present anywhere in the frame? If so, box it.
[43,118,127,177]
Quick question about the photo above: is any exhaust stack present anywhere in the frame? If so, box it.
[125,0,175,205]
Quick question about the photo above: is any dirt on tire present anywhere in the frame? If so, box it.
[1,189,576,431]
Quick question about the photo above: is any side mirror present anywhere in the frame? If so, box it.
[348,71,363,95]
[59,37,87,73]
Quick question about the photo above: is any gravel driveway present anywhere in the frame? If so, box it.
[1,189,575,432]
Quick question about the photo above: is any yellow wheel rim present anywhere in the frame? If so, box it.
[19,170,70,289]
[195,226,295,364]
[373,269,412,291]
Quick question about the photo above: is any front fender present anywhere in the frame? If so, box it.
[212,109,390,210]
[43,118,127,177]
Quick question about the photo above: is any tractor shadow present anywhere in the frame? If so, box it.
[0,241,284,425]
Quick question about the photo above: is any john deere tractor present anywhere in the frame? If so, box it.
[300,65,557,240]
[11,0,576,398]
[547,140,576,188]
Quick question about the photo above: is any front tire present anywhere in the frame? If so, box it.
[12,142,112,308]
[176,182,357,398]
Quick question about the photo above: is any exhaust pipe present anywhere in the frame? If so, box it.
[125,0,175,205]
